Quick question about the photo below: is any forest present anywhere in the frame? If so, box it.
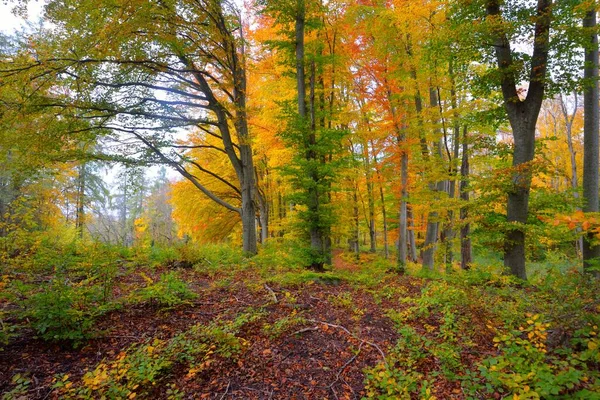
[1,0,600,398]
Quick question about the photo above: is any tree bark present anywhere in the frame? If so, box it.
[460,125,472,269]
[75,163,86,239]
[583,8,600,275]
[422,87,445,270]
[486,0,552,280]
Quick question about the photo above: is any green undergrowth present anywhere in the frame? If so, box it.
[1,240,599,399]
[364,263,600,399]
[52,307,265,399]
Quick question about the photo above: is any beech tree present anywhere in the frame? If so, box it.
[1,0,261,254]
[582,5,600,275]
[484,0,552,280]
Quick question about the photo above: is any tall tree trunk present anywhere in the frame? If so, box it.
[559,93,583,255]
[234,61,257,255]
[295,1,324,270]
[75,163,86,239]
[460,125,472,269]
[443,63,462,270]
[398,139,409,270]
[353,184,360,260]
[422,87,444,270]
[583,7,600,275]
[364,144,376,253]
[407,206,418,262]
[486,0,552,280]
[371,152,389,259]
[383,84,408,269]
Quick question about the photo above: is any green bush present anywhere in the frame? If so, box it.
[27,278,108,344]
[132,271,196,308]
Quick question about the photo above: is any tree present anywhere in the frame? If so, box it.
[582,4,600,275]
[484,0,552,280]
[2,0,261,254]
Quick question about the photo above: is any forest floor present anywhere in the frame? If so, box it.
[1,248,599,399]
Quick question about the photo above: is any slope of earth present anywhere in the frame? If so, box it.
[1,249,598,399]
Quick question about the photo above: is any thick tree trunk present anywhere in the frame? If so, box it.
[486,0,552,280]
[583,8,600,275]
[238,145,258,255]
[460,126,472,269]
[504,119,536,280]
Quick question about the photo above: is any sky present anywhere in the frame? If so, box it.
[0,0,181,184]
[0,1,45,33]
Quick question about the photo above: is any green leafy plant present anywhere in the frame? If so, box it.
[26,278,107,344]
[131,271,197,308]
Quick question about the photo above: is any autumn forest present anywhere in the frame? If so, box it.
[1,0,600,398]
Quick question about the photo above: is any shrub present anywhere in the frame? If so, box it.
[131,271,196,308]
[27,278,107,344]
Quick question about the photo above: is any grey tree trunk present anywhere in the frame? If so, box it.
[558,93,583,255]
[76,163,86,239]
[486,0,552,280]
[460,125,472,269]
[398,146,409,270]
[364,144,376,253]
[583,8,600,275]
[371,149,389,259]
[422,87,445,270]
[384,85,408,269]
[407,206,418,262]
[353,186,360,260]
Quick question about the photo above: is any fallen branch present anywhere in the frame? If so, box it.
[307,319,387,365]
[264,283,278,303]
[328,341,364,398]
[291,326,319,335]
[219,380,231,400]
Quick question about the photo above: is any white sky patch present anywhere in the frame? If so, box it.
[0,1,44,33]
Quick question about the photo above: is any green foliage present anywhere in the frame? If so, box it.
[465,314,593,399]
[364,327,435,399]
[1,373,31,400]
[52,308,262,399]
[0,311,18,350]
[131,271,197,308]
[278,102,349,268]
[26,277,110,344]
[266,270,343,287]
[262,310,306,338]
[252,239,307,273]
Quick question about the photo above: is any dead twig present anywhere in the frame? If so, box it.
[264,283,278,303]
[291,326,319,335]
[218,380,231,400]
[328,341,364,396]
[307,319,387,365]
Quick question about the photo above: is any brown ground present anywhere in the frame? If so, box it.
[0,252,495,399]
